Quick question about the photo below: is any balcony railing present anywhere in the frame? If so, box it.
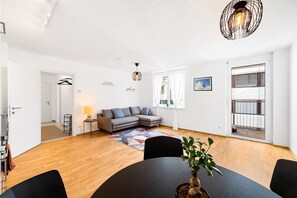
[232,100,265,130]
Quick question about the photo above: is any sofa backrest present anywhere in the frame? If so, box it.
[102,109,114,119]
[122,107,131,117]
[129,106,141,115]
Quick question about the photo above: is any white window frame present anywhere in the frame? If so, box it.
[153,68,185,109]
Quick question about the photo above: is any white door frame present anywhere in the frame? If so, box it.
[226,54,273,143]
[39,69,77,136]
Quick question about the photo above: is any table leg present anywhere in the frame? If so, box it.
[83,122,85,136]
[90,122,92,136]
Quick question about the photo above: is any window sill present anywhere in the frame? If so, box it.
[153,106,185,110]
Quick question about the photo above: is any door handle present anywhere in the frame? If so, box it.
[11,107,22,110]
[11,107,22,115]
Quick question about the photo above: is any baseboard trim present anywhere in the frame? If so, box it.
[159,125,290,148]
[159,125,227,138]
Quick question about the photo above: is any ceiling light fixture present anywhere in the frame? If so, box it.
[132,63,142,81]
[220,0,263,40]
[42,0,59,31]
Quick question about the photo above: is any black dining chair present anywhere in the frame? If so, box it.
[0,170,67,198]
[270,159,297,198]
[144,136,183,160]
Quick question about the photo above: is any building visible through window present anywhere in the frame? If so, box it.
[160,76,174,107]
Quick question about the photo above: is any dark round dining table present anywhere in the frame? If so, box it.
[92,157,280,198]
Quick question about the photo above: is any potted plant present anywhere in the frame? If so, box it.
[177,136,222,198]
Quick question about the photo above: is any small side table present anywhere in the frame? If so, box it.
[83,119,97,136]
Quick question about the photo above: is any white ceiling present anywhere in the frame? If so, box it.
[2,0,297,72]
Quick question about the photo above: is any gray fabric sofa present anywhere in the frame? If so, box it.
[97,107,162,134]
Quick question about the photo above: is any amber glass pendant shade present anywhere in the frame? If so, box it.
[132,63,142,81]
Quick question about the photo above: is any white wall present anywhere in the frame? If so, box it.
[273,49,290,146]
[141,60,228,136]
[8,48,141,135]
[141,52,291,146]
[290,39,297,156]
[58,74,74,124]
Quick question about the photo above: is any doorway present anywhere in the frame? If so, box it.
[41,72,74,141]
[231,64,266,140]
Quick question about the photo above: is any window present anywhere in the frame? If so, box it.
[232,64,265,88]
[160,76,174,107]
[152,69,185,109]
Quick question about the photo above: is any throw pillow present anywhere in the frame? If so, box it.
[122,107,131,117]
[102,109,114,119]
[148,110,153,116]
[129,106,141,115]
[141,107,150,115]
[112,108,125,119]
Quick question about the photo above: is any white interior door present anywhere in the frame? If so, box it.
[41,82,52,123]
[8,62,41,157]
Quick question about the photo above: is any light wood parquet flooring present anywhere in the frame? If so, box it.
[6,126,297,198]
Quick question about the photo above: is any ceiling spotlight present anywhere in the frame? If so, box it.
[42,0,59,31]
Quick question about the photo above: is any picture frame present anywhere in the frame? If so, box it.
[193,76,212,91]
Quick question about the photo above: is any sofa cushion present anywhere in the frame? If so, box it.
[122,107,132,117]
[112,108,125,119]
[141,107,150,115]
[102,109,114,119]
[111,116,139,126]
[134,115,162,122]
[130,106,141,115]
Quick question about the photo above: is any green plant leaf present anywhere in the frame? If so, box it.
[180,136,221,178]
[205,166,213,176]
[208,137,214,146]
[211,166,223,175]
[189,136,194,142]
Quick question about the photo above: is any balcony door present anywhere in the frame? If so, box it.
[231,64,265,140]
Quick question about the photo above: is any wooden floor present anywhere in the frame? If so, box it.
[41,126,69,141]
[6,126,297,198]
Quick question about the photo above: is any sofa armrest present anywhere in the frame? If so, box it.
[97,114,113,132]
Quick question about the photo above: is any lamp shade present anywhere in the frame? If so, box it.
[220,0,263,40]
[132,63,142,81]
[84,106,93,116]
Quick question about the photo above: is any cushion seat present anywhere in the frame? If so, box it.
[134,115,162,127]
[111,116,139,126]
[134,115,162,122]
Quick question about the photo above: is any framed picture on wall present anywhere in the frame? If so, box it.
[193,77,212,91]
